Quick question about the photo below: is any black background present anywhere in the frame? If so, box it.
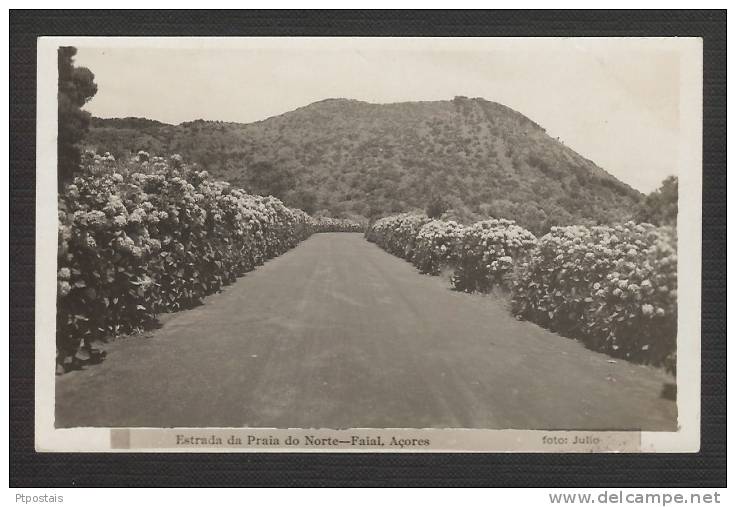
[9,10,726,487]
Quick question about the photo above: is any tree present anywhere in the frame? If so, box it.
[286,188,318,215]
[426,195,449,219]
[58,47,97,185]
[635,176,678,226]
[243,161,294,200]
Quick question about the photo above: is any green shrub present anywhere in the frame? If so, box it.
[365,213,430,259]
[412,220,464,275]
[57,151,313,369]
[510,223,677,370]
[312,217,364,233]
[367,213,677,372]
[451,219,537,292]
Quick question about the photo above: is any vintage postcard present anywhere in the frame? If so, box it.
[35,36,702,452]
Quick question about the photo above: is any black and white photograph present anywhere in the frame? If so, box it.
[33,35,703,453]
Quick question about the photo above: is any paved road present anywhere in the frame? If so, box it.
[56,233,676,429]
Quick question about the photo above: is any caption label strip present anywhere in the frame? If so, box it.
[110,429,642,452]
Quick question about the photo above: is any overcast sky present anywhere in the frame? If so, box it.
[74,38,687,193]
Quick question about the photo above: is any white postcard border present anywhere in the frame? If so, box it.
[35,36,703,453]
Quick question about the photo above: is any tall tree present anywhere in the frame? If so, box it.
[58,46,97,186]
[244,161,294,200]
[635,176,678,226]
[425,194,449,219]
[286,188,318,215]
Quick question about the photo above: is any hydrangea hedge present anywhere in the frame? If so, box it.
[510,223,677,370]
[365,213,431,259]
[451,219,538,292]
[411,219,464,275]
[366,214,677,371]
[312,217,364,233]
[57,151,313,370]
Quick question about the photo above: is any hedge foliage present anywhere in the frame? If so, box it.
[366,214,535,284]
[412,219,464,275]
[366,214,677,371]
[365,213,431,259]
[57,151,314,370]
[451,219,537,292]
[312,217,364,233]
[511,223,677,370]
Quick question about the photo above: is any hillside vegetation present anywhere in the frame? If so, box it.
[85,96,643,235]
